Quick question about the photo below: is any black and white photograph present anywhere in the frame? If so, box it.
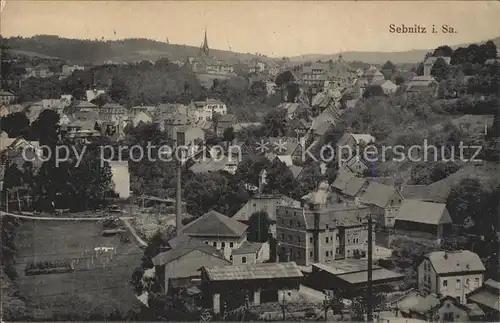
[0,1,499,322]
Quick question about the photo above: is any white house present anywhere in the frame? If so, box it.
[189,98,227,122]
[417,250,485,304]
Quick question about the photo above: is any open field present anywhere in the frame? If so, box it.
[13,219,143,319]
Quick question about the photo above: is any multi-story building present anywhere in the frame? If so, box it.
[417,250,486,304]
[275,202,371,266]
[188,98,227,122]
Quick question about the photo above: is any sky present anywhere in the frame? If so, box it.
[1,1,500,57]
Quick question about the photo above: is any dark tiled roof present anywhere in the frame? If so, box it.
[182,210,248,238]
[359,182,400,208]
[396,200,452,225]
[204,262,303,281]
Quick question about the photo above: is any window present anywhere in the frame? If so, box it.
[310,237,313,243]
[325,251,329,257]
[474,278,480,287]
[310,251,313,258]
[296,236,300,243]
[336,248,340,254]
[221,242,226,248]
[443,279,448,287]
[230,255,233,261]
[230,242,234,248]
[242,256,247,264]
[326,237,329,243]
[465,279,470,286]
[297,222,301,228]
[289,220,293,226]
[205,241,208,245]
[213,242,217,247]
[297,251,301,258]
[456,279,460,290]
[281,233,285,240]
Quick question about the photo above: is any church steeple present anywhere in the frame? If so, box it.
[201,28,209,56]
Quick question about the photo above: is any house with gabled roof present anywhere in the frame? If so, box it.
[331,168,369,203]
[216,113,238,136]
[151,237,229,295]
[182,210,248,260]
[467,279,500,321]
[394,200,452,238]
[359,181,404,228]
[417,250,485,304]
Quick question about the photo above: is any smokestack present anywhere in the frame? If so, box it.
[313,205,320,263]
[175,158,182,236]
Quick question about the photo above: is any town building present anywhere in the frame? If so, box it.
[359,182,404,228]
[200,262,303,314]
[417,250,486,304]
[216,114,238,136]
[467,279,500,321]
[397,293,485,321]
[151,237,230,295]
[394,200,453,238]
[331,169,369,204]
[371,79,399,95]
[230,241,269,265]
[0,90,16,104]
[61,64,85,75]
[99,103,128,123]
[188,98,227,122]
[181,210,248,260]
[310,259,404,298]
[275,201,371,266]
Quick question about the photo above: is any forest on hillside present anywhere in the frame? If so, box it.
[1,35,263,64]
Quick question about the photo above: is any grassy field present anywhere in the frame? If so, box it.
[13,219,143,320]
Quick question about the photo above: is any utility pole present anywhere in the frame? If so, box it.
[367,214,373,323]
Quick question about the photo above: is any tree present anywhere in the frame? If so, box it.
[108,76,129,104]
[263,109,288,137]
[275,71,295,87]
[363,85,385,98]
[30,109,60,147]
[484,40,498,60]
[247,211,271,242]
[382,60,396,71]
[222,127,235,145]
[446,178,498,234]
[431,57,449,81]
[394,75,405,86]
[0,112,30,138]
[433,45,453,57]
[263,159,295,195]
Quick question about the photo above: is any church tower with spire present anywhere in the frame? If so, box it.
[200,28,210,56]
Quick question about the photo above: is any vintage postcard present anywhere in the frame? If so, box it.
[0,1,499,322]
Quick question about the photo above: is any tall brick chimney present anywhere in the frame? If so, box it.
[311,203,321,263]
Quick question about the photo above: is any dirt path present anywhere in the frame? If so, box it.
[0,211,132,221]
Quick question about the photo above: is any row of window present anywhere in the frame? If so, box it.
[442,277,480,289]
[205,241,235,249]
[280,218,302,228]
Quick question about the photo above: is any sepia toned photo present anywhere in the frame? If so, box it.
[0,1,499,322]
